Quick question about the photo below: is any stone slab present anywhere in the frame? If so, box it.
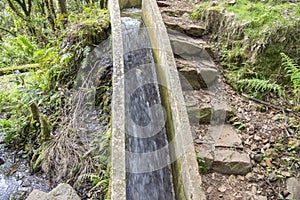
[212,150,251,175]
[176,58,218,90]
[215,125,242,148]
[286,177,300,200]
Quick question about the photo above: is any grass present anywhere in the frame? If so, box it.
[224,0,299,26]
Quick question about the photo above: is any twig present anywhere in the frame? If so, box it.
[241,93,298,116]
[263,175,282,199]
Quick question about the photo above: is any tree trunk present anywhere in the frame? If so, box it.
[58,0,67,15]
[44,0,56,31]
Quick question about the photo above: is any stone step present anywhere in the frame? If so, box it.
[26,183,80,200]
[176,58,218,90]
[183,90,233,124]
[168,29,211,58]
[163,14,206,37]
[197,146,251,175]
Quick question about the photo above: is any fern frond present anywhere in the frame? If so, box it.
[281,53,300,92]
[238,78,284,96]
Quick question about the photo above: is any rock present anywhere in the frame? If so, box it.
[214,125,243,148]
[182,12,190,21]
[286,177,300,200]
[206,186,214,193]
[183,24,206,37]
[163,15,206,37]
[197,144,214,170]
[281,190,290,198]
[49,183,81,200]
[212,150,251,175]
[26,183,80,200]
[183,91,233,125]
[228,0,236,5]
[169,32,207,58]
[218,185,227,192]
[256,196,267,200]
[26,190,49,200]
[176,58,218,90]
[253,154,263,163]
[254,135,262,141]
[199,67,219,87]
[281,171,291,177]
[245,173,255,182]
[268,172,278,182]
[22,180,31,187]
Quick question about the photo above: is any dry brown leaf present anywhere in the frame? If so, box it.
[229,116,238,122]
[265,157,273,168]
[10,167,17,174]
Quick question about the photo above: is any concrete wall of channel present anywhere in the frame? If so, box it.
[142,0,206,199]
[108,0,126,199]
[109,0,206,199]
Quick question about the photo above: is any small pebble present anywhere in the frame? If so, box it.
[218,185,227,193]
[22,180,31,187]
[254,154,263,163]
[268,172,278,182]
[206,186,214,193]
[281,171,291,177]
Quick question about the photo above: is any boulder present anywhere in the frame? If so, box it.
[26,183,81,200]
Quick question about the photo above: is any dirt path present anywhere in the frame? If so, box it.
[157,1,300,199]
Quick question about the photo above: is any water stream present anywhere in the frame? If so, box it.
[122,10,174,200]
[0,74,50,200]
[0,145,50,199]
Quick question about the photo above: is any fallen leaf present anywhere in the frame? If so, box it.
[265,157,273,168]
[229,116,238,122]
[10,167,17,174]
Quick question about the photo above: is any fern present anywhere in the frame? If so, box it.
[281,53,300,92]
[238,78,284,97]
[79,171,109,191]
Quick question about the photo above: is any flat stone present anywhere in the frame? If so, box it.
[163,15,206,37]
[286,177,300,200]
[215,125,243,148]
[182,24,206,37]
[168,30,211,60]
[26,183,80,200]
[212,150,251,175]
[185,102,233,125]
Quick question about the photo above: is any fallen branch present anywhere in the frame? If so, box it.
[241,93,296,115]
[0,63,39,76]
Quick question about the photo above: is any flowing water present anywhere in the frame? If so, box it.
[122,10,174,200]
[0,74,50,200]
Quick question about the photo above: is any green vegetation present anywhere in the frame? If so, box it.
[0,0,111,198]
[237,78,284,98]
[191,0,300,110]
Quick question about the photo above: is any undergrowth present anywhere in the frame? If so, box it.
[191,0,300,111]
[237,78,284,98]
[0,4,112,199]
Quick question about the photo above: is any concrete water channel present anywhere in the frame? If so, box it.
[109,0,206,199]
